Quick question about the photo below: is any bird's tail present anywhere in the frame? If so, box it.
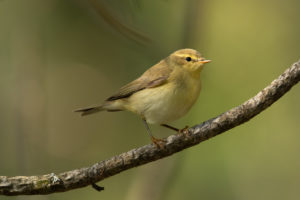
[74,105,105,116]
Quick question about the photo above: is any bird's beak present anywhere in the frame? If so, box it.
[198,59,211,64]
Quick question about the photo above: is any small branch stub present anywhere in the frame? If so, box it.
[91,183,104,192]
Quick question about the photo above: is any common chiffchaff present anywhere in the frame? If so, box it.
[75,49,211,145]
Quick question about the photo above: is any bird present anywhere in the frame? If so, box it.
[75,48,211,146]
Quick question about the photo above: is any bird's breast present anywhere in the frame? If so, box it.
[126,73,202,124]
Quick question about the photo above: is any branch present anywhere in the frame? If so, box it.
[1,60,300,196]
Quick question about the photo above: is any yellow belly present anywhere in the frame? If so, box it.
[125,75,201,124]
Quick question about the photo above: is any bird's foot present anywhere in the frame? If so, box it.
[151,136,165,148]
[179,126,190,135]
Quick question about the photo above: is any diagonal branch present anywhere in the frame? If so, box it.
[1,60,300,196]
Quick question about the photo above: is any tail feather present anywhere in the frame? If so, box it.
[74,105,104,116]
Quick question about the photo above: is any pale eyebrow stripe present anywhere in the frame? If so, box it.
[178,54,198,60]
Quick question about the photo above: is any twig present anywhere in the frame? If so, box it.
[91,183,104,192]
[0,60,299,196]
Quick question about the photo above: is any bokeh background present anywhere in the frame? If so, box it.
[0,0,300,200]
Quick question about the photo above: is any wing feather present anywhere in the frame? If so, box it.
[106,60,171,101]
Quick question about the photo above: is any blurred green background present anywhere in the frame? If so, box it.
[0,0,300,200]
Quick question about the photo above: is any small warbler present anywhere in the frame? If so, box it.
[75,48,211,145]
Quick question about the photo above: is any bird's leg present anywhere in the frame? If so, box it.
[142,119,164,148]
[161,124,179,132]
[161,124,190,135]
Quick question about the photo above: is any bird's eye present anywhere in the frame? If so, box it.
[185,57,192,62]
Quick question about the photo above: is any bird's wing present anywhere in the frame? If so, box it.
[106,60,172,101]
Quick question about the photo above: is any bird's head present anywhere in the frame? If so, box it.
[168,48,211,73]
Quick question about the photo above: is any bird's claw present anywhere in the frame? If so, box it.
[151,136,165,148]
[179,126,190,135]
